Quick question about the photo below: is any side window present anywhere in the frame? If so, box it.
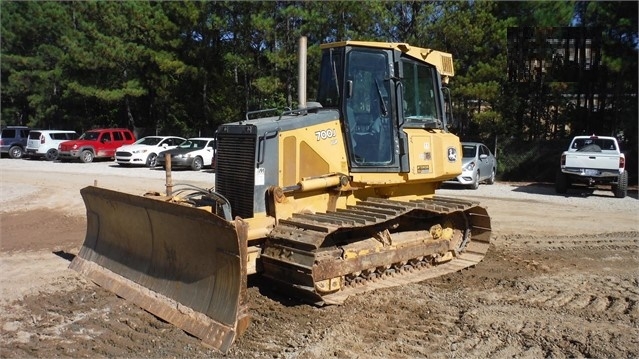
[101,132,112,143]
[113,131,123,141]
[124,132,133,141]
[3,129,16,138]
[21,129,29,138]
[51,133,62,140]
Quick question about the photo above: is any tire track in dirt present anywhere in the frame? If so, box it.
[494,231,638,250]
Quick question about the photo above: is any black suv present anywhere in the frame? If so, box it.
[0,126,30,158]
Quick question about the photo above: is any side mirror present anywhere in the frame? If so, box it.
[479,154,488,160]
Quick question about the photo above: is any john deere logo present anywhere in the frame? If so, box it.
[447,147,457,162]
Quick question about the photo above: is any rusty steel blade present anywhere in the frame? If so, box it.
[69,186,249,353]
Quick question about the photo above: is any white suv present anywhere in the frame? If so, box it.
[26,130,78,160]
[115,136,185,167]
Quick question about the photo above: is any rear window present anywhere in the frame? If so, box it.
[28,131,42,140]
[51,132,78,140]
[2,129,16,138]
[571,138,617,151]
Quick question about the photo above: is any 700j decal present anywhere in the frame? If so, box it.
[315,128,337,141]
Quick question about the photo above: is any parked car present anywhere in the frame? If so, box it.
[0,126,30,159]
[156,137,216,171]
[556,134,627,198]
[26,130,79,161]
[444,142,496,189]
[115,136,185,167]
[58,128,136,163]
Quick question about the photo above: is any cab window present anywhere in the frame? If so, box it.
[345,49,392,166]
[402,60,440,128]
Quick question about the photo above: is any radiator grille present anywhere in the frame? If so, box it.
[440,54,454,76]
[216,133,256,219]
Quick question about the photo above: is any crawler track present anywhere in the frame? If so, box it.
[261,196,491,304]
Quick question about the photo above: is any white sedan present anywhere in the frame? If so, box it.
[115,136,185,167]
[156,137,216,171]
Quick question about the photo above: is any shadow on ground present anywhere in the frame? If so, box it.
[509,182,638,200]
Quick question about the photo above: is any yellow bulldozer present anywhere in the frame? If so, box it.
[69,38,491,353]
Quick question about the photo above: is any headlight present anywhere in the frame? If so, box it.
[132,149,147,154]
[464,161,476,171]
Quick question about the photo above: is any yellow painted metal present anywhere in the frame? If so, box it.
[320,40,454,78]
[278,119,347,188]
[69,186,249,353]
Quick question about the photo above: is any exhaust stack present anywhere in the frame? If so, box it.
[298,36,307,109]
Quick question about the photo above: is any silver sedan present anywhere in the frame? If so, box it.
[444,142,497,189]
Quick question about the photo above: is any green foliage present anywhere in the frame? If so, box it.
[1,0,635,168]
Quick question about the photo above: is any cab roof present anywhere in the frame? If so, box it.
[320,40,454,78]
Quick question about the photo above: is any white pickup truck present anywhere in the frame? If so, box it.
[556,135,627,198]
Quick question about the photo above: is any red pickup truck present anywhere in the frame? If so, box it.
[58,128,135,163]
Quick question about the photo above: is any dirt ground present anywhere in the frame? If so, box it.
[1,158,638,358]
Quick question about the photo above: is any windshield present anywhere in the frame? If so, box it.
[178,139,209,149]
[402,59,440,128]
[79,131,100,140]
[135,137,162,146]
[462,145,477,158]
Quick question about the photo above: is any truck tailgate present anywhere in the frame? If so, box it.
[564,152,619,170]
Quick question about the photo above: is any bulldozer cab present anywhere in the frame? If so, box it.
[317,42,449,173]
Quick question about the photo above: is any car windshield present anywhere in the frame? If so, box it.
[79,131,100,140]
[178,139,208,149]
[135,137,162,146]
[462,145,477,158]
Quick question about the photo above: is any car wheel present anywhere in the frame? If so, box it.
[613,170,628,198]
[191,156,203,171]
[80,149,94,163]
[9,145,23,159]
[486,168,495,185]
[469,172,480,190]
[45,149,58,161]
[146,153,158,167]
[555,170,568,194]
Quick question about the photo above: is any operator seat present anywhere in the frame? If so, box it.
[352,104,383,163]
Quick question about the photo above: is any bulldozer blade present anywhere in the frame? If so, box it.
[69,186,249,353]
